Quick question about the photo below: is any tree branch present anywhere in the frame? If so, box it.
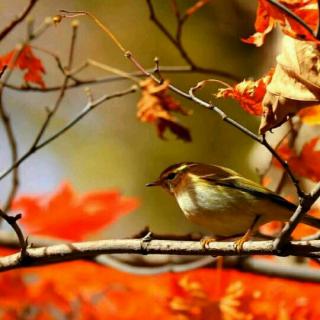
[2,64,240,93]
[1,238,320,272]
[0,230,319,281]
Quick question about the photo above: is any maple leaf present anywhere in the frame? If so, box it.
[12,182,139,241]
[274,137,320,182]
[243,0,318,47]
[0,45,46,88]
[137,78,191,141]
[216,72,273,116]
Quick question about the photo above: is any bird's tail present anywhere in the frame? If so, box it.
[302,215,320,229]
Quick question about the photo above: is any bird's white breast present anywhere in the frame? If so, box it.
[174,180,270,236]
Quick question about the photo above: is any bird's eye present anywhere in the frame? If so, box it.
[166,172,177,180]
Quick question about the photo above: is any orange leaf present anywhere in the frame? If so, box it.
[292,208,320,238]
[275,137,320,182]
[299,105,320,124]
[2,263,320,318]
[243,0,319,47]
[137,78,191,141]
[0,45,46,88]
[12,182,139,241]
[216,73,273,116]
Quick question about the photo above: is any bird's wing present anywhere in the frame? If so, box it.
[203,171,297,212]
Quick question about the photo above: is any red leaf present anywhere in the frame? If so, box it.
[243,0,319,46]
[275,137,320,182]
[216,73,273,116]
[12,182,139,241]
[0,45,46,88]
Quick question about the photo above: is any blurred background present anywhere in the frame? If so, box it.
[0,0,280,237]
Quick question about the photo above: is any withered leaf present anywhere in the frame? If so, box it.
[137,78,191,142]
[260,35,320,133]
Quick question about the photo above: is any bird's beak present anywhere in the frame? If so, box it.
[145,179,161,187]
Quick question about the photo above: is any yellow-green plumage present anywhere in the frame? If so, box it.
[147,162,320,238]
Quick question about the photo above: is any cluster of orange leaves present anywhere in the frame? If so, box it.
[0,183,319,319]
[0,44,45,88]
[2,255,320,319]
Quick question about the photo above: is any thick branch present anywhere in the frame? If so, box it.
[1,238,320,272]
[1,231,320,281]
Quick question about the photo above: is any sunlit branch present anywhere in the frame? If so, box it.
[1,238,320,272]
[0,229,319,281]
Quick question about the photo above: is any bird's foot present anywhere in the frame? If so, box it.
[234,233,250,253]
[200,236,217,249]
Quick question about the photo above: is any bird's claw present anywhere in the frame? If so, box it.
[234,235,249,253]
[200,236,216,249]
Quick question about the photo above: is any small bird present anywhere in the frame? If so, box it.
[146,162,320,251]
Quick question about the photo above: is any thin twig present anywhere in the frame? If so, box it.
[3,65,224,92]
[28,21,79,151]
[0,48,24,211]
[145,0,240,82]
[0,86,137,180]
[0,0,38,41]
